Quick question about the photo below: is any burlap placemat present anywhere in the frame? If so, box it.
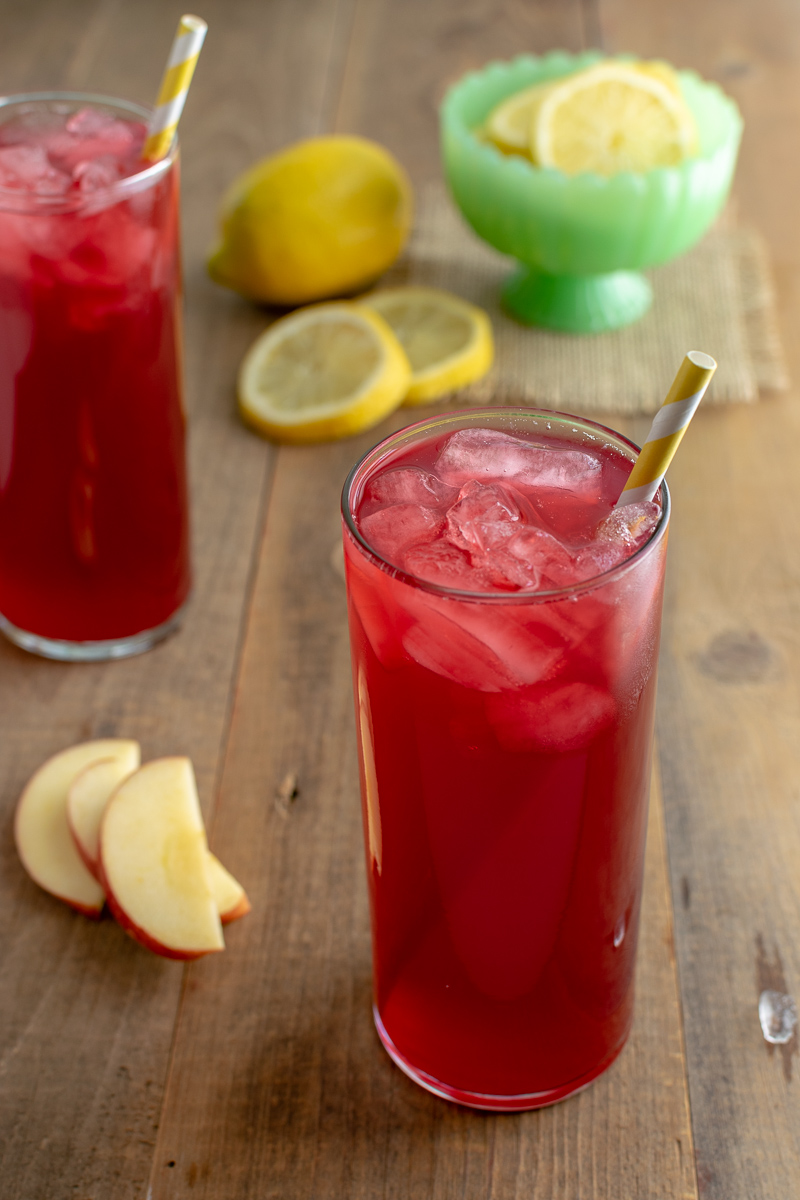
[378,185,788,415]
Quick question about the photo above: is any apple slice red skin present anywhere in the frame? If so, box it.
[72,774,251,930]
[71,899,103,919]
[98,850,250,929]
[56,893,104,920]
[71,834,97,883]
[68,762,248,929]
[67,760,116,882]
[98,757,225,961]
[14,739,140,918]
[66,757,140,882]
[205,852,252,926]
[220,894,252,926]
[97,866,223,961]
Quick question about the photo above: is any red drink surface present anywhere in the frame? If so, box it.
[343,416,668,1107]
[0,102,190,644]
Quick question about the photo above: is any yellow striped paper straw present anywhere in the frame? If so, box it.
[142,14,207,163]
[615,351,717,508]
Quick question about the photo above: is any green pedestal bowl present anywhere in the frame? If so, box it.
[440,52,743,332]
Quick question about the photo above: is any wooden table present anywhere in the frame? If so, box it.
[1,2,797,1196]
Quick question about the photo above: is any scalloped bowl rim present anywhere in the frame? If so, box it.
[441,50,744,189]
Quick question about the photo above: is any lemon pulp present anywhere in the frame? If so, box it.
[361,287,493,404]
[238,303,411,443]
[484,80,554,156]
[534,62,697,175]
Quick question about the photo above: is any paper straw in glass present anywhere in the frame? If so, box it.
[142,13,207,163]
[616,351,717,508]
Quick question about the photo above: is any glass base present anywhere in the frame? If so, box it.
[502,265,652,332]
[0,599,189,662]
[374,1006,629,1111]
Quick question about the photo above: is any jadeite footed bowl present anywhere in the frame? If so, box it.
[440,51,743,332]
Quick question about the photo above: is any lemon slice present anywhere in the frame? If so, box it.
[483,60,686,162]
[238,303,411,443]
[632,58,685,98]
[485,80,555,157]
[360,287,493,405]
[533,62,698,175]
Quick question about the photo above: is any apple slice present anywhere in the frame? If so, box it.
[206,853,251,925]
[67,753,141,880]
[70,758,251,924]
[99,757,224,960]
[14,739,141,917]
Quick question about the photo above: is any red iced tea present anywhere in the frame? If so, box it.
[342,410,669,1109]
[0,95,190,658]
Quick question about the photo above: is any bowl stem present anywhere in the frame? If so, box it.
[502,266,653,332]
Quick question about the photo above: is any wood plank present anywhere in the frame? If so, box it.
[598,1,800,1196]
[0,1,355,1195]
[148,420,696,1198]
[335,0,589,180]
[149,1,698,1194]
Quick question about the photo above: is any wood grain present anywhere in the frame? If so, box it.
[9,0,781,1195]
[598,1,800,1196]
[147,3,697,1195]
[335,0,587,181]
[0,1,351,1195]
[148,430,696,1199]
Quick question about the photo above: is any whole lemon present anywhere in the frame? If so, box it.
[207,136,413,306]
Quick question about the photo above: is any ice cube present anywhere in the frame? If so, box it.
[48,110,138,174]
[470,546,539,591]
[362,466,457,513]
[74,155,125,193]
[456,605,567,685]
[66,108,117,136]
[446,479,533,552]
[569,542,623,580]
[126,186,156,224]
[541,562,660,701]
[403,539,474,587]
[486,680,616,753]
[401,596,517,691]
[401,590,567,690]
[517,609,600,694]
[343,541,409,669]
[507,526,577,588]
[759,989,798,1045]
[595,500,661,551]
[0,145,70,195]
[435,428,602,493]
[358,503,444,563]
[559,500,661,582]
[404,536,533,592]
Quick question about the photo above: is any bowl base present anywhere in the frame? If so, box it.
[502,265,652,332]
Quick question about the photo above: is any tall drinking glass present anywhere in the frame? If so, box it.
[0,93,190,661]
[342,408,669,1110]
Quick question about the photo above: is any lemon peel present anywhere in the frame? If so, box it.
[208,136,412,306]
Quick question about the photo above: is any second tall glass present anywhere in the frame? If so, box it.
[0,92,190,661]
[342,409,670,1110]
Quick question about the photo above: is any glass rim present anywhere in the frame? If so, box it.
[341,406,671,605]
[0,91,176,213]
